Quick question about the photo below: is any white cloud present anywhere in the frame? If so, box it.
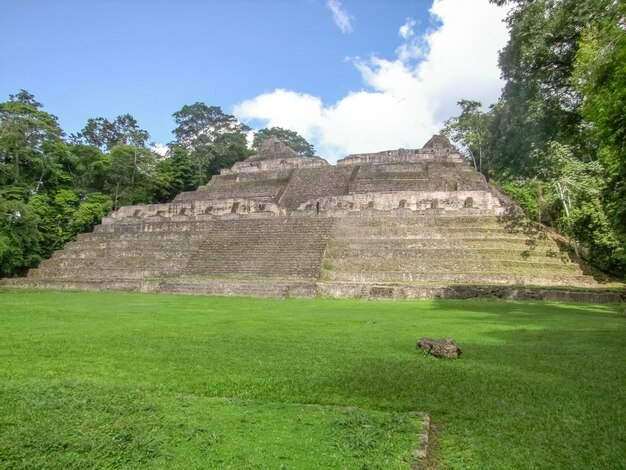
[235,0,508,162]
[396,18,426,61]
[327,0,353,34]
[151,143,169,157]
[399,18,416,40]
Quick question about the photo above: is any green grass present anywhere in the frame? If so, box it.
[0,289,625,469]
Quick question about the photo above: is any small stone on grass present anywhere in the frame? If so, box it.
[417,337,461,359]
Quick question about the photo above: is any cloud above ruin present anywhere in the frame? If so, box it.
[235,0,508,162]
[327,0,354,34]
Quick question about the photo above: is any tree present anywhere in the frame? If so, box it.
[27,190,112,258]
[475,0,626,274]
[150,146,198,203]
[171,102,252,183]
[252,127,315,157]
[71,114,150,151]
[172,103,249,149]
[572,5,626,269]
[104,145,155,209]
[9,89,42,108]
[206,132,253,177]
[536,141,620,269]
[63,144,109,192]
[0,198,41,275]
[68,192,113,235]
[0,92,63,189]
[442,100,492,176]
[487,0,616,175]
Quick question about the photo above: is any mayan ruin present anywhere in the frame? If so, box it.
[4,135,615,302]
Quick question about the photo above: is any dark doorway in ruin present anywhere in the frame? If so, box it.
[316,201,320,215]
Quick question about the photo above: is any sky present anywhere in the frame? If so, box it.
[0,0,510,162]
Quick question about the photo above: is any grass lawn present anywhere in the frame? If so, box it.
[0,289,624,469]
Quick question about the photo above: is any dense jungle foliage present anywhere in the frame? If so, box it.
[444,0,626,275]
[0,93,318,276]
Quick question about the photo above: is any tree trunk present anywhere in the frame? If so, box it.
[555,181,579,257]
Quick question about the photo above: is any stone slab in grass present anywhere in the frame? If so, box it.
[0,381,429,469]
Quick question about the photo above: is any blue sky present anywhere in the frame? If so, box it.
[1,0,509,161]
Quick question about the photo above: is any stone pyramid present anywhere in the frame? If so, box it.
[4,136,621,302]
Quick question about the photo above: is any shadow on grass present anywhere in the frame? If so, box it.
[319,310,626,468]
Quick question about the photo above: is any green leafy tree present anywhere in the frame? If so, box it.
[0,91,63,189]
[172,103,249,149]
[572,6,626,268]
[63,144,109,192]
[487,0,616,175]
[150,146,199,203]
[71,114,150,151]
[68,193,113,235]
[252,127,315,157]
[171,102,252,183]
[105,145,155,209]
[206,133,253,177]
[442,100,492,176]
[0,198,41,275]
[467,0,626,274]
[28,190,112,258]
[535,142,621,268]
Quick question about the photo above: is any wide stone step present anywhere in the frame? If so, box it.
[2,277,317,299]
[326,271,596,286]
[53,249,193,260]
[95,218,335,234]
[60,240,325,256]
[329,237,557,249]
[184,267,320,279]
[336,214,521,224]
[316,282,623,302]
[2,278,160,292]
[333,230,550,242]
[160,279,316,298]
[52,258,187,270]
[336,218,506,229]
[77,232,208,242]
[29,268,166,279]
[326,257,581,272]
[328,247,570,261]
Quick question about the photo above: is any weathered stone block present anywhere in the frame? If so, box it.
[417,338,462,359]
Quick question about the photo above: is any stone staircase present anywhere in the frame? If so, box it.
[279,166,355,210]
[175,171,291,203]
[184,218,334,279]
[10,217,334,297]
[349,162,489,193]
[318,214,600,297]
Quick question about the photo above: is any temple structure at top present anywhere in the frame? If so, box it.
[109,134,506,221]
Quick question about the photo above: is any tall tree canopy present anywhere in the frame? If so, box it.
[71,114,150,151]
[172,103,249,149]
[170,102,252,182]
[443,100,491,176]
[0,92,259,277]
[443,0,626,274]
[0,92,156,276]
[0,90,63,191]
[252,127,315,157]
